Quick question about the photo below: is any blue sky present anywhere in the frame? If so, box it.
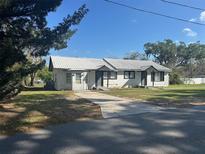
[46,0,205,59]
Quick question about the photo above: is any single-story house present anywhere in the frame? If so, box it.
[49,56,171,90]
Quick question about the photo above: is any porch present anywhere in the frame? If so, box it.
[94,67,169,89]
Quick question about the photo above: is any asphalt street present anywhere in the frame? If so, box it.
[0,108,205,154]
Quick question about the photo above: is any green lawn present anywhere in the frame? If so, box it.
[103,84,205,107]
[0,91,102,135]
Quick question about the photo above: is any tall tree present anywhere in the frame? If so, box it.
[144,39,205,78]
[182,42,205,77]
[26,54,45,86]
[144,39,177,68]
[124,51,147,60]
[0,0,88,100]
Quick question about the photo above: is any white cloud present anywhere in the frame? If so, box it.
[189,18,197,22]
[200,11,205,22]
[189,11,205,23]
[182,28,197,37]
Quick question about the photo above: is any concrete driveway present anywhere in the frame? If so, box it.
[1,108,205,154]
[75,92,163,118]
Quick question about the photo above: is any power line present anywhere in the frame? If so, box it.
[103,0,205,26]
[161,0,205,11]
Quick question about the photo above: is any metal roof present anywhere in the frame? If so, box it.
[103,58,171,72]
[50,56,115,71]
[49,56,171,72]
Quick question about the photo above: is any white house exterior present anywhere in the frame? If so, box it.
[49,56,171,90]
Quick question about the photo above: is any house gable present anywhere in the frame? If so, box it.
[49,57,54,71]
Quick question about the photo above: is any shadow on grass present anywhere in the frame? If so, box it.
[0,93,102,135]
[105,88,205,107]
[145,89,205,107]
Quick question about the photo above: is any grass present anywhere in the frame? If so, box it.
[103,84,205,107]
[0,91,102,135]
[33,83,45,88]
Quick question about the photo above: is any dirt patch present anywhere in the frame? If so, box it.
[0,91,102,136]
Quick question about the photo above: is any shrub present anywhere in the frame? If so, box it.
[169,71,183,85]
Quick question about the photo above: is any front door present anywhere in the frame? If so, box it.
[65,72,72,90]
[141,71,147,86]
[96,71,103,88]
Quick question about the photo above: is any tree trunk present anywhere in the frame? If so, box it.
[24,79,28,86]
[30,73,35,87]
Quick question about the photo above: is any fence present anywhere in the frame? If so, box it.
[181,78,205,84]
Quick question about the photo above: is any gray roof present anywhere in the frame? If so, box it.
[50,56,115,71]
[49,56,171,72]
[103,58,171,72]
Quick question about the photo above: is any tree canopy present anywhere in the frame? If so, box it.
[37,66,52,83]
[124,51,147,60]
[124,39,205,83]
[144,39,205,78]
[0,0,88,100]
[144,39,177,68]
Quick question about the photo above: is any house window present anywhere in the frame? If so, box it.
[103,71,117,80]
[151,72,155,82]
[110,72,117,79]
[103,72,108,79]
[124,71,135,79]
[76,73,81,84]
[152,72,164,82]
[66,73,72,84]
[129,71,135,79]
[160,72,165,81]
[124,71,129,79]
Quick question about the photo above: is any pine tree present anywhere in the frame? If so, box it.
[0,0,88,100]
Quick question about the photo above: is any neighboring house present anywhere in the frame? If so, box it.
[49,56,171,90]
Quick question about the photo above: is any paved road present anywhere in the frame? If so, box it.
[75,92,162,118]
[1,108,205,154]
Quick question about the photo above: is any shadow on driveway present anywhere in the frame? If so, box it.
[0,108,205,154]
